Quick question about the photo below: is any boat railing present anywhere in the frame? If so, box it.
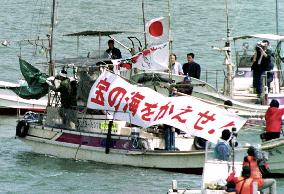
[201,69,225,91]
[262,70,284,95]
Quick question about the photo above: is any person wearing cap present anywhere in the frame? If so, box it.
[169,53,183,75]
[105,39,122,59]
[243,146,276,194]
[55,69,73,109]
[214,129,232,161]
[263,99,284,141]
[251,40,272,98]
[182,53,201,79]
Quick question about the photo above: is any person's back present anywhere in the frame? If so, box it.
[214,140,230,161]
[214,129,231,161]
[59,78,72,109]
[235,166,256,194]
[265,99,284,141]
[243,147,264,189]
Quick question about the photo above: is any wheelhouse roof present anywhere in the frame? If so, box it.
[64,30,133,37]
[233,34,284,41]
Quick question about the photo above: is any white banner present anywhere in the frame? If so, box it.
[131,42,169,71]
[87,71,247,143]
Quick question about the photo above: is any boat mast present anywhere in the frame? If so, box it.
[168,0,172,53]
[224,0,233,97]
[47,0,56,106]
[168,0,173,84]
[142,0,147,49]
[48,0,56,76]
[276,0,279,35]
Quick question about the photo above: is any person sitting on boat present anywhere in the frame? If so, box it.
[182,53,201,79]
[251,40,272,98]
[105,39,122,59]
[214,129,232,161]
[243,146,276,194]
[169,53,183,75]
[226,166,257,194]
[262,99,284,141]
[173,75,194,96]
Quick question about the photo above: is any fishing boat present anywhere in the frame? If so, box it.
[128,0,284,124]
[15,68,247,174]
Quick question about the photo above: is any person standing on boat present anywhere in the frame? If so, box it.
[105,39,122,59]
[47,69,77,128]
[214,129,232,161]
[182,53,201,79]
[243,146,276,194]
[169,53,183,75]
[263,99,284,141]
[251,40,272,98]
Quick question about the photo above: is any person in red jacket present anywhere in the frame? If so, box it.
[264,99,284,141]
[226,166,257,194]
[243,146,276,194]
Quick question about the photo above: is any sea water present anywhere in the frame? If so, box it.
[0,0,284,193]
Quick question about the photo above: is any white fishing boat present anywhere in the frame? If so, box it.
[0,81,47,114]
[15,69,247,174]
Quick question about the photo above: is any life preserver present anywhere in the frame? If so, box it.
[16,120,29,137]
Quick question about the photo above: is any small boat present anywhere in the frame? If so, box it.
[0,81,47,115]
[261,137,284,174]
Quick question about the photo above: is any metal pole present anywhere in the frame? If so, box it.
[276,0,279,35]
[142,0,147,49]
[49,0,56,77]
[168,0,173,85]
[224,0,233,97]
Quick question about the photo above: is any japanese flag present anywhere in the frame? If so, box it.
[146,17,169,45]
[131,42,169,71]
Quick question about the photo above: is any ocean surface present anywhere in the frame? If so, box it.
[0,0,284,193]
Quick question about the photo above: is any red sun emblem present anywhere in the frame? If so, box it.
[148,21,163,37]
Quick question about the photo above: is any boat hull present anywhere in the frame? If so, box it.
[22,137,205,173]
[18,124,208,174]
[261,137,284,174]
[0,88,46,115]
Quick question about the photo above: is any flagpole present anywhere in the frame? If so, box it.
[142,0,147,49]
[168,0,173,85]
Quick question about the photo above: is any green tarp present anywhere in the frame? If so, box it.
[10,58,49,99]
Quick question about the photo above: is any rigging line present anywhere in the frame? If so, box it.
[29,0,39,40]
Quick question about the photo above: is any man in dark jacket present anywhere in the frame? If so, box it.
[182,53,201,79]
[105,39,122,59]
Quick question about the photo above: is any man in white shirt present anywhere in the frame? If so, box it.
[170,53,183,75]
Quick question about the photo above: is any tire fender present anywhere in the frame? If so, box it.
[16,120,29,137]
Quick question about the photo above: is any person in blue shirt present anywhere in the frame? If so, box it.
[214,129,232,161]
